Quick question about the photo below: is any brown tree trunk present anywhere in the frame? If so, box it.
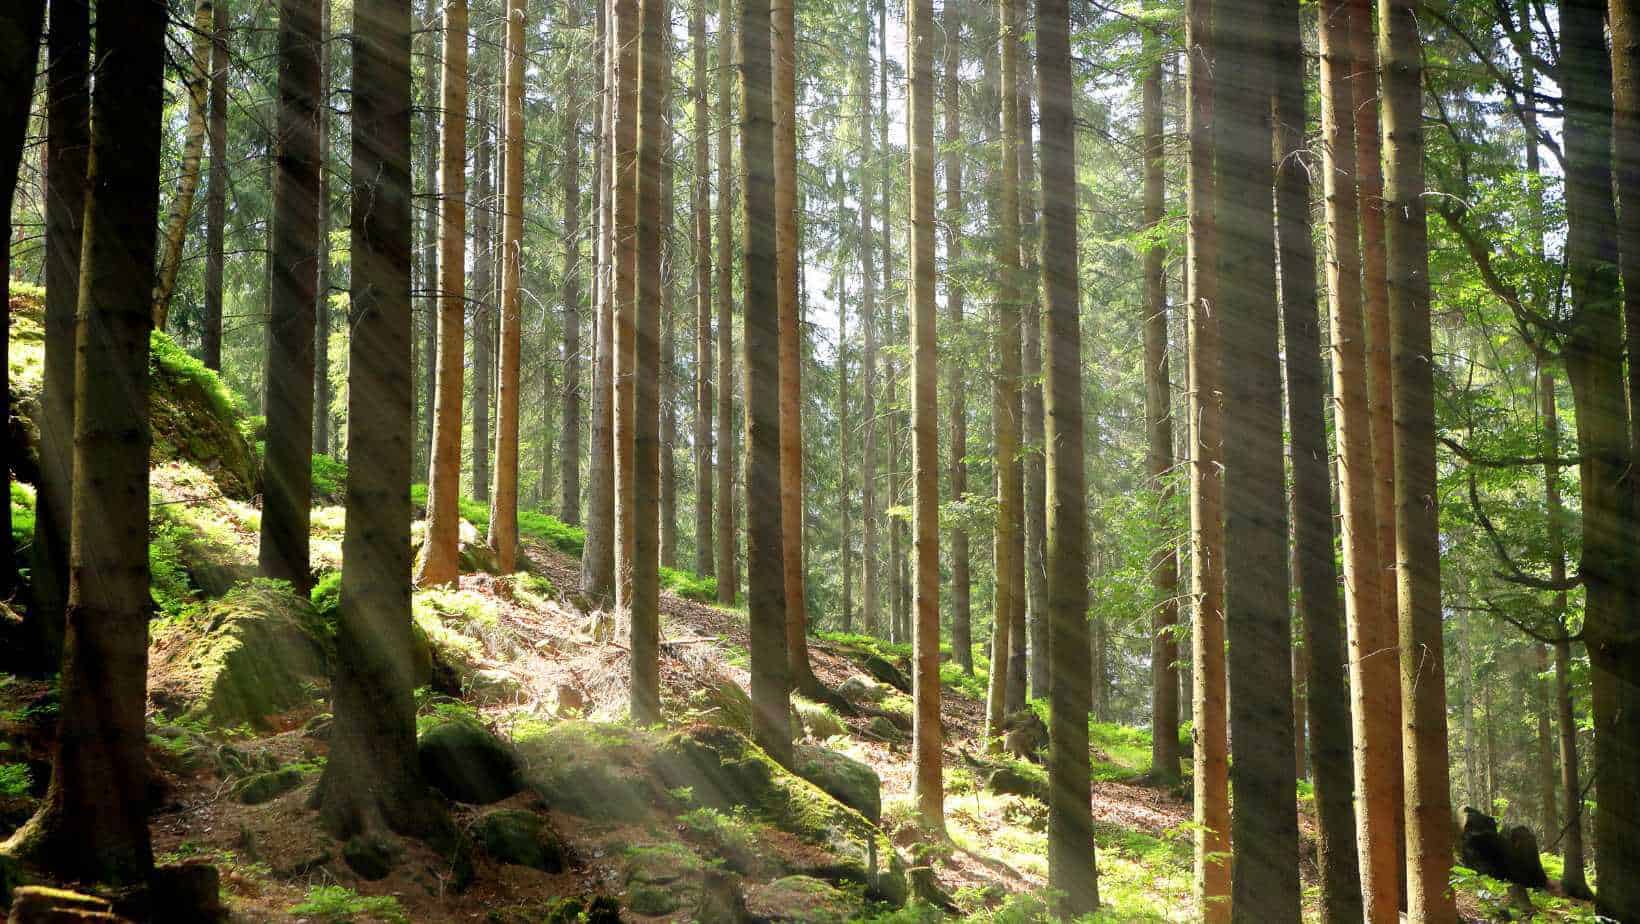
[315,0,333,457]
[1217,0,1298,912]
[260,0,324,595]
[907,0,944,829]
[1018,57,1047,706]
[716,0,738,603]
[691,0,714,572]
[1380,0,1456,913]
[1186,0,1230,910]
[1140,14,1180,783]
[31,0,87,664]
[857,2,880,631]
[415,0,469,589]
[660,126,679,571]
[740,0,793,765]
[153,0,213,330]
[943,0,972,675]
[3,0,157,882]
[560,0,585,526]
[418,16,440,474]
[1278,3,1361,912]
[473,88,494,505]
[204,1,230,372]
[613,0,640,610]
[490,0,526,572]
[582,0,617,601]
[1038,0,1096,902]
[1616,0,1640,454]
[837,242,853,632]
[315,0,448,844]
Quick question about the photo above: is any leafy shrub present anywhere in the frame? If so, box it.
[0,762,31,797]
[311,454,348,500]
[150,521,200,623]
[660,566,717,602]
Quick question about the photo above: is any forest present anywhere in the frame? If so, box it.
[0,0,1637,919]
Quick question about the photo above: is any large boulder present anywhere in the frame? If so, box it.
[860,654,911,694]
[475,809,569,872]
[417,718,521,805]
[147,333,259,500]
[744,876,864,924]
[147,580,329,730]
[793,744,881,824]
[652,725,907,905]
[515,722,658,822]
[1460,808,1549,889]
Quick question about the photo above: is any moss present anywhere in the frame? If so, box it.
[745,875,865,924]
[659,565,717,602]
[794,696,847,740]
[147,331,259,499]
[515,721,660,822]
[230,766,306,805]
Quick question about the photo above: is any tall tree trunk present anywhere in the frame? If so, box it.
[560,0,585,526]
[204,1,230,372]
[715,0,738,603]
[1279,4,1361,913]
[582,0,617,601]
[415,0,469,589]
[260,0,324,595]
[473,93,495,505]
[1186,0,1230,909]
[2,0,157,882]
[1379,0,1456,913]
[943,0,972,675]
[1038,0,1095,903]
[315,0,333,457]
[1616,0,1640,448]
[775,0,816,693]
[1217,0,1298,913]
[691,0,714,571]
[660,105,679,571]
[1540,366,1591,895]
[490,0,526,572]
[837,237,853,632]
[1018,56,1047,706]
[316,0,448,842]
[907,0,944,829]
[1141,14,1180,783]
[613,0,639,610]
[1559,0,1639,916]
[32,0,88,664]
[740,0,793,765]
[153,0,214,330]
[1322,0,1398,917]
[630,0,667,722]
[856,3,879,631]
[419,16,440,474]
[985,0,1025,746]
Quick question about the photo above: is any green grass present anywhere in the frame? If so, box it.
[410,484,585,556]
[311,454,348,499]
[660,565,717,602]
[289,886,408,924]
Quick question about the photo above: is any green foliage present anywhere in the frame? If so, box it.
[0,761,31,797]
[310,570,343,623]
[939,660,989,703]
[410,483,585,556]
[660,565,717,602]
[150,521,201,624]
[289,886,409,924]
[311,454,348,500]
[149,328,245,424]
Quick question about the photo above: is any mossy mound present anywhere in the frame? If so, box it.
[652,725,907,905]
[793,744,881,824]
[148,579,330,730]
[148,331,259,500]
[475,809,569,872]
[416,717,521,805]
[514,721,659,823]
[745,875,865,923]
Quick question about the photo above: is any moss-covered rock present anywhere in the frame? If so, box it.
[744,875,865,924]
[792,744,881,824]
[514,722,658,823]
[652,725,907,905]
[475,809,568,872]
[984,762,1047,802]
[5,885,119,922]
[675,670,754,733]
[230,767,306,805]
[860,654,911,694]
[147,331,259,500]
[837,675,889,705]
[148,580,329,730]
[622,843,706,916]
[541,896,622,923]
[416,717,521,805]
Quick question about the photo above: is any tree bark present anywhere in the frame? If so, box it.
[582,0,617,601]
[660,101,679,572]
[2,0,157,883]
[1379,0,1456,913]
[1038,0,1095,904]
[985,0,1026,747]
[837,237,853,632]
[415,0,469,589]
[716,0,738,603]
[907,0,944,829]
[691,0,714,571]
[153,0,214,330]
[260,0,324,596]
[560,0,585,526]
[1141,14,1180,784]
[315,0,448,844]
[1277,4,1361,913]
[31,0,87,664]
[490,0,526,572]
[1186,0,1230,910]
[1018,55,1047,706]
[943,0,972,675]
[204,1,230,372]
[741,0,793,765]
[418,17,440,474]
[857,2,880,631]
[315,0,333,457]
[473,90,495,505]
[1616,0,1640,456]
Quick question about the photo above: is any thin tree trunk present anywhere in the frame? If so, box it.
[691,0,714,571]
[1279,3,1361,912]
[260,0,324,595]
[943,0,972,675]
[3,0,156,882]
[316,0,448,843]
[1018,59,1047,706]
[660,113,679,571]
[741,0,793,765]
[204,1,230,372]
[1186,0,1230,908]
[613,0,641,611]
[153,0,214,329]
[417,0,469,589]
[473,93,494,505]
[907,0,944,828]
[31,0,88,664]
[1038,0,1095,904]
[419,17,440,474]
[560,0,585,526]
[985,0,1025,746]
[490,0,526,572]
[715,0,738,603]
[1616,0,1640,451]
[856,1,879,632]
[582,0,617,601]
[837,237,853,632]
[315,0,333,457]
[1141,14,1180,783]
